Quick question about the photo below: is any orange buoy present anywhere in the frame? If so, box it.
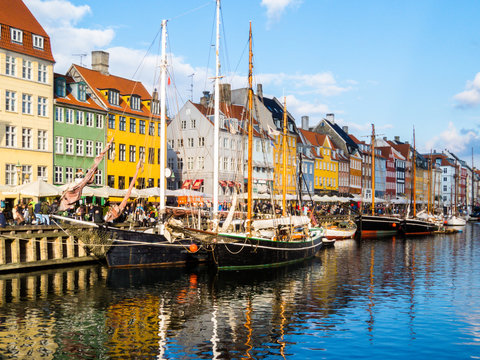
[189,243,198,253]
[392,223,397,227]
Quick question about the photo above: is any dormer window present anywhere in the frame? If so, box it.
[108,90,119,106]
[55,77,66,97]
[32,34,44,49]
[78,83,86,102]
[130,95,141,111]
[11,28,23,44]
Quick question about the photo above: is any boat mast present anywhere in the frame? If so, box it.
[213,0,220,226]
[159,20,167,219]
[432,155,436,215]
[427,150,432,215]
[247,21,253,234]
[413,127,416,217]
[472,148,475,214]
[371,124,375,216]
[282,97,288,216]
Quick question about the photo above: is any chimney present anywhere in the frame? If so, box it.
[383,136,387,141]
[91,50,109,75]
[342,126,349,134]
[394,136,400,142]
[200,91,210,106]
[152,88,158,101]
[326,113,335,123]
[219,83,231,106]
[301,116,309,130]
[257,84,263,100]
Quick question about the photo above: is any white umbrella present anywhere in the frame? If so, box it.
[4,179,60,197]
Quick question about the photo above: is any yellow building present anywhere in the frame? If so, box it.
[68,51,161,190]
[0,0,55,188]
[299,130,338,194]
[273,133,297,195]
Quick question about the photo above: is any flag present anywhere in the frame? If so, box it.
[168,77,171,85]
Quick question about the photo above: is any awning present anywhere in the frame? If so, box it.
[219,180,227,187]
[181,179,192,189]
[191,179,204,190]
[227,181,235,187]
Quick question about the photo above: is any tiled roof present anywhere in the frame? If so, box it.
[73,65,157,118]
[299,128,328,147]
[324,119,358,150]
[0,0,54,62]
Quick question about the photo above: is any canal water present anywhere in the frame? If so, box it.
[1,224,479,359]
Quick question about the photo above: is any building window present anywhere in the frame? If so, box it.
[78,83,86,101]
[188,138,194,147]
[86,140,93,157]
[149,122,155,136]
[139,120,145,134]
[55,136,64,154]
[54,166,63,184]
[177,139,183,148]
[65,137,74,154]
[22,59,32,80]
[151,100,160,115]
[22,97,35,116]
[108,90,119,106]
[6,56,16,76]
[187,157,194,170]
[94,170,103,185]
[130,118,136,133]
[22,128,32,149]
[37,166,47,181]
[107,142,115,160]
[139,146,145,161]
[157,149,161,165]
[181,120,187,129]
[108,175,115,188]
[37,130,47,151]
[198,156,205,170]
[130,95,140,110]
[199,137,205,147]
[119,144,126,161]
[38,97,47,116]
[5,164,16,185]
[158,123,161,136]
[76,111,84,126]
[118,176,125,189]
[11,28,23,44]
[32,34,44,49]
[191,119,196,128]
[148,148,154,164]
[55,78,66,97]
[38,64,47,83]
[65,108,74,124]
[5,91,17,112]
[86,112,94,127]
[108,114,115,129]
[119,116,126,131]
[76,139,84,156]
[96,114,104,128]
[5,126,17,147]
[129,145,136,162]
[96,141,103,156]
[65,167,74,183]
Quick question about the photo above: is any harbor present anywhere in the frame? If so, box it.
[1,223,479,359]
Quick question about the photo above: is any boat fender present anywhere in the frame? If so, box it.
[392,223,396,227]
[189,243,198,253]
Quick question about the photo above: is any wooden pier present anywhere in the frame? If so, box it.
[0,223,108,273]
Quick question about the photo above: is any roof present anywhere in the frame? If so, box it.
[73,65,156,118]
[262,96,297,134]
[0,0,54,62]
[324,119,358,150]
[299,128,330,148]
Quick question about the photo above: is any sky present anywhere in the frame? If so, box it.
[24,0,480,164]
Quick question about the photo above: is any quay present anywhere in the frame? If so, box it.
[0,223,127,273]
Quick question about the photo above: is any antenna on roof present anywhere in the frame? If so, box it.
[188,73,195,101]
[72,53,87,66]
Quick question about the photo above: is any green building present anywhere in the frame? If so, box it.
[53,73,107,185]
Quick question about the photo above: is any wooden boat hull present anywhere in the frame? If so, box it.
[324,227,356,240]
[104,227,208,268]
[356,215,401,238]
[400,218,439,236]
[211,228,325,270]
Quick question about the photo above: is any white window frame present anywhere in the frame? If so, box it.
[76,139,84,156]
[54,166,63,184]
[37,96,47,117]
[38,63,47,83]
[65,108,74,124]
[6,90,17,112]
[5,164,17,185]
[37,166,47,181]
[22,59,32,80]
[6,55,16,76]
[65,137,74,155]
[5,126,17,147]
[55,136,64,154]
[55,107,64,122]
[95,141,103,156]
[11,28,23,44]
[76,111,85,126]
[86,112,94,127]
[86,140,93,157]
[22,128,32,149]
[65,167,74,183]
[32,34,44,49]
[37,130,47,151]
[22,94,32,114]
[96,114,104,128]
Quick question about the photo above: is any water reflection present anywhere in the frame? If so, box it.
[0,225,479,359]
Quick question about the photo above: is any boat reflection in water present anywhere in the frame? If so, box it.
[1,226,480,359]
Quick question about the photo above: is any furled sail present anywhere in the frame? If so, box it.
[104,159,143,222]
[58,137,114,211]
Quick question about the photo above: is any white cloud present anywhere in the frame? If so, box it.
[261,0,301,25]
[24,0,91,27]
[424,122,479,154]
[453,73,480,108]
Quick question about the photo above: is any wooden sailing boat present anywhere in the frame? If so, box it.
[400,127,439,235]
[54,20,207,268]
[172,14,325,270]
[356,124,401,238]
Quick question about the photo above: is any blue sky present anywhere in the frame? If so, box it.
[25,0,480,163]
